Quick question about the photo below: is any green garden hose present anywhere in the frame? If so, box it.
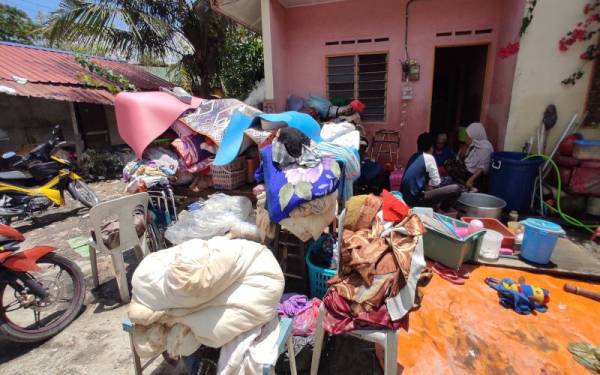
[524,153,598,233]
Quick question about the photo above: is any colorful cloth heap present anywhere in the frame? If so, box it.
[255,144,340,223]
[171,135,213,173]
[278,294,313,317]
[485,277,550,314]
[323,201,431,335]
[179,98,267,147]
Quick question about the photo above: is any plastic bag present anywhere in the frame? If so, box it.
[306,95,332,119]
[229,221,261,242]
[165,193,252,244]
[292,298,322,337]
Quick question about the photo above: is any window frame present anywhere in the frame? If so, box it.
[326,51,389,123]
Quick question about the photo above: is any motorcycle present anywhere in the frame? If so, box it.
[0,125,99,224]
[0,224,85,342]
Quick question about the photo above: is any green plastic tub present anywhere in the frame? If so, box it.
[422,213,485,270]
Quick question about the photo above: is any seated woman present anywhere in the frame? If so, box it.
[444,122,494,189]
[401,133,462,210]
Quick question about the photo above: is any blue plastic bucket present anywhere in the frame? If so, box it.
[520,218,565,264]
[489,152,543,212]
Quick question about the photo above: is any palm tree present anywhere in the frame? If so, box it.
[45,0,229,96]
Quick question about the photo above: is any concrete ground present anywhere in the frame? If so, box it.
[0,180,186,375]
[0,180,598,374]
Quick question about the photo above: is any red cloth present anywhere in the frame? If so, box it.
[323,290,408,335]
[351,100,366,113]
[381,189,410,222]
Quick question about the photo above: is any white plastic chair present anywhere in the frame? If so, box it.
[309,209,399,375]
[88,192,150,303]
[122,317,297,375]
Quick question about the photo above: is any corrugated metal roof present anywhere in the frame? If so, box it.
[0,42,174,105]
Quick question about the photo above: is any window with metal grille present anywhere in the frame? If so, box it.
[327,53,387,122]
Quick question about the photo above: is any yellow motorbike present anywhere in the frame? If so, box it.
[0,126,99,224]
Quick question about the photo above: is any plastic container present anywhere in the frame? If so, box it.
[390,169,404,191]
[520,218,565,264]
[479,229,503,261]
[306,245,336,299]
[489,152,543,212]
[507,221,522,235]
[412,206,434,218]
[462,217,515,249]
[573,139,600,160]
[422,213,486,270]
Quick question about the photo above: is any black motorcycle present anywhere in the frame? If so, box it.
[0,126,99,224]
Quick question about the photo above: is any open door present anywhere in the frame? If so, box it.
[429,45,488,145]
[74,103,110,149]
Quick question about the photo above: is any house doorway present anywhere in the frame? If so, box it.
[74,103,110,149]
[429,45,488,145]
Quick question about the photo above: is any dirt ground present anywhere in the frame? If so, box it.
[0,180,186,375]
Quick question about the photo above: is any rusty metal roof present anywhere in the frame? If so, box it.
[0,42,174,105]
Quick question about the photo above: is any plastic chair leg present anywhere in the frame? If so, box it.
[128,328,143,375]
[310,304,327,375]
[133,245,144,262]
[287,333,298,375]
[384,331,398,375]
[89,241,99,288]
[110,248,130,303]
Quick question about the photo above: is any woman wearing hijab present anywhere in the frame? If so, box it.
[444,122,494,189]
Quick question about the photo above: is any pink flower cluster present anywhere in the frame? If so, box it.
[559,7,599,52]
[499,41,520,59]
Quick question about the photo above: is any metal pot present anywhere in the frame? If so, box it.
[455,193,506,219]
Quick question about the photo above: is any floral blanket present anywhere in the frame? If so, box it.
[179,98,271,146]
[256,145,340,223]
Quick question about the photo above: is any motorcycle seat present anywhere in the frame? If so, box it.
[0,170,32,180]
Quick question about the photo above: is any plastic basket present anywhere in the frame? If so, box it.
[422,213,485,270]
[211,168,246,190]
[306,243,336,299]
[211,156,246,173]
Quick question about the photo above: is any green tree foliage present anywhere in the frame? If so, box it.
[0,4,39,44]
[211,25,264,99]
[44,0,262,98]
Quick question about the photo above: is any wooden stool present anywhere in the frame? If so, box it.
[371,130,401,167]
[273,224,307,284]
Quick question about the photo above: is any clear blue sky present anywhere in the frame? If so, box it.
[2,0,60,20]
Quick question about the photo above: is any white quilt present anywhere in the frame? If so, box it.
[128,237,284,357]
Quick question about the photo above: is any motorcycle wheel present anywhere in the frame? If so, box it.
[68,180,99,208]
[0,253,85,343]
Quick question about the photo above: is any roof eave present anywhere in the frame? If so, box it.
[211,0,262,34]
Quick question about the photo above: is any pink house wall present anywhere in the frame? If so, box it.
[270,0,524,165]
[270,0,288,112]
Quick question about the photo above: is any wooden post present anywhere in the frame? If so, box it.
[68,102,84,156]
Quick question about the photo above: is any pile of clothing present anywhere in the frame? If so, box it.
[129,237,285,374]
[118,93,274,194]
[286,94,365,125]
[255,127,341,242]
[323,194,432,334]
[123,147,179,193]
[276,294,322,373]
